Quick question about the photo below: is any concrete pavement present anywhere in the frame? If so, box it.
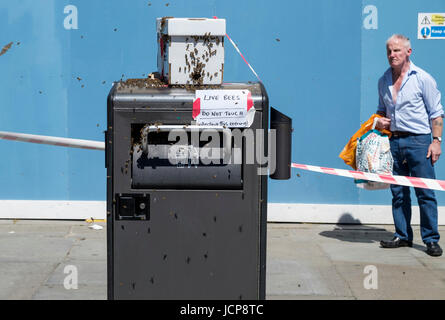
[0,220,444,300]
[267,223,445,299]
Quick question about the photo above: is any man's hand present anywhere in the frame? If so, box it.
[375,117,391,130]
[427,140,441,165]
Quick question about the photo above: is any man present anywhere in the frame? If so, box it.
[375,34,443,257]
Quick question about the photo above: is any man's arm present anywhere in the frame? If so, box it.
[427,116,443,164]
[432,116,443,138]
[375,78,391,130]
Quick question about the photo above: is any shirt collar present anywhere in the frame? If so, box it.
[385,60,418,82]
[407,61,419,76]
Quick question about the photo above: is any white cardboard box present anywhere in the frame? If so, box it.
[157,17,226,85]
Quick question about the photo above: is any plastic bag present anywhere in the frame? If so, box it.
[354,125,394,190]
[339,114,391,170]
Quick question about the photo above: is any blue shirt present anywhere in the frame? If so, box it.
[377,61,444,134]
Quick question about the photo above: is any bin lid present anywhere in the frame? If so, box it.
[111,82,267,112]
[156,17,226,36]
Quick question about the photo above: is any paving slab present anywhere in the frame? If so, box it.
[0,262,58,299]
[267,223,445,300]
[0,220,444,300]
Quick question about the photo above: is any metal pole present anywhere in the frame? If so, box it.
[0,131,105,150]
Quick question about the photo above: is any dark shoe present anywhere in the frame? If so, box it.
[426,242,443,257]
[380,237,413,248]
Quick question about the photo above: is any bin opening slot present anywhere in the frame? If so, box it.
[130,124,243,189]
[132,124,237,166]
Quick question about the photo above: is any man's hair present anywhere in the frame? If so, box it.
[386,34,411,49]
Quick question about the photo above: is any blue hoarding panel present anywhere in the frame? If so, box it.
[0,0,444,205]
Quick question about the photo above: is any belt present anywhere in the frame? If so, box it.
[391,131,414,138]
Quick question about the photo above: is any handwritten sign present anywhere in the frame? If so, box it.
[193,90,255,127]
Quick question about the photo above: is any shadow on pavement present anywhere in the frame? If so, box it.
[319,213,428,253]
[318,213,392,244]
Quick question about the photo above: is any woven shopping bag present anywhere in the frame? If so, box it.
[354,117,393,190]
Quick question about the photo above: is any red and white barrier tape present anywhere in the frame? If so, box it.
[292,163,445,192]
[213,16,262,83]
[3,131,444,191]
[0,131,105,151]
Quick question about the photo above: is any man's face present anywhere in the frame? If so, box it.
[386,39,412,69]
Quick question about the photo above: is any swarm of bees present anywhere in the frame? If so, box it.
[177,33,223,86]
[118,74,167,90]
[118,18,224,90]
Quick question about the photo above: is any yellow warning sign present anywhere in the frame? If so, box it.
[432,14,445,25]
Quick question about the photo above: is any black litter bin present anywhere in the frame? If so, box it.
[106,80,290,299]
